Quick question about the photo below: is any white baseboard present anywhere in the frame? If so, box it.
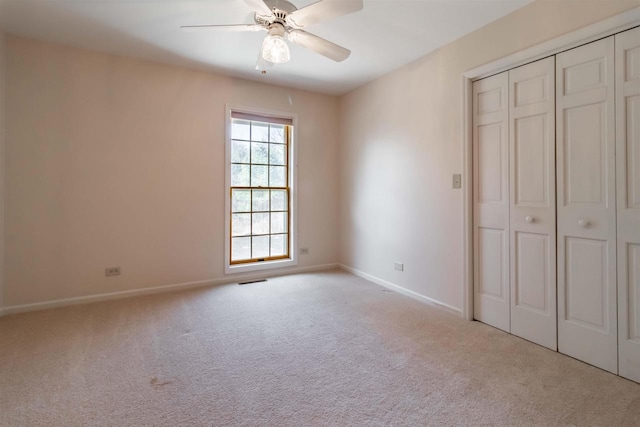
[338,264,462,317]
[0,263,338,317]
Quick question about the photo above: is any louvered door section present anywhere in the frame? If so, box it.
[473,72,510,333]
[556,37,618,374]
[616,26,640,383]
[509,57,557,350]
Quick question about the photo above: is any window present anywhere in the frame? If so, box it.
[226,109,295,272]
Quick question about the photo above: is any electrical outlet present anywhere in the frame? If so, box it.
[105,267,121,277]
[453,174,462,189]
[394,262,404,271]
[300,247,310,255]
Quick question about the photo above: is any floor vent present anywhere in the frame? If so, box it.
[237,279,267,285]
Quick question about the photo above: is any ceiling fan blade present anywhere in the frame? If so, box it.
[287,29,351,62]
[181,24,265,33]
[286,0,363,28]
[243,0,273,16]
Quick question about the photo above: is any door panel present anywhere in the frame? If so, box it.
[563,57,606,95]
[514,232,549,313]
[478,124,505,203]
[477,228,506,298]
[515,115,547,205]
[616,26,640,383]
[557,36,617,373]
[624,44,640,80]
[473,72,510,332]
[478,87,504,114]
[509,57,556,350]
[564,104,606,205]
[565,237,609,331]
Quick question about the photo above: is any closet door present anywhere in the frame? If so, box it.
[616,26,640,383]
[473,72,510,332]
[509,57,557,350]
[556,37,617,373]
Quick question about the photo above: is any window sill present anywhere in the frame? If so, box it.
[224,257,297,275]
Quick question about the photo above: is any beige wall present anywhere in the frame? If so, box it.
[2,1,637,310]
[338,1,639,312]
[4,36,340,306]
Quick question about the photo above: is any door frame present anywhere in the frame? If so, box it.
[461,8,640,321]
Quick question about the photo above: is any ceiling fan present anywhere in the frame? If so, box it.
[181,0,364,72]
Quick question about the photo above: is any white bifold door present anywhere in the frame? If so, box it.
[473,72,510,333]
[616,26,640,383]
[473,57,556,349]
[556,37,618,373]
[509,57,557,350]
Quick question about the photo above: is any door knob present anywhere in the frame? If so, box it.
[578,219,589,227]
[525,216,534,223]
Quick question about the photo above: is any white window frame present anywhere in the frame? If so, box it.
[224,105,298,275]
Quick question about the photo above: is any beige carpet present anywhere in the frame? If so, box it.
[1,270,639,426]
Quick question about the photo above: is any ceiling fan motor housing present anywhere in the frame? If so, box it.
[272,9,288,21]
[255,0,301,29]
[264,0,298,15]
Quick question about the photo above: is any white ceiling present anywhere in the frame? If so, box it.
[0,0,532,95]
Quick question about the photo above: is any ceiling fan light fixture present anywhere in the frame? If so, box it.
[181,0,364,67]
[262,34,290,64]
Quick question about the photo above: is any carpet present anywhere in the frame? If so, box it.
[1,270,639,426]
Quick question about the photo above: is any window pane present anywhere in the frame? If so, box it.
[271,190,287,211]
[231,164,250,186]
[251,165,269,187]
[270,124,285,143]
[252,213,269,235]
[231,140,250,164]
[232,190,251,213]
[270,166,286,187]
[232,237,251,261]
[251,142,269,165]
[269,144,286,166]
[270,234,287,257]
[252,235,270,258]
[252,190,269,212]
[271,212,287,234]
[232,213,251,237]
[232,120,250,141]
[251,122,269,142]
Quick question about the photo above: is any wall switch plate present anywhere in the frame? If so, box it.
[453,174,462,189]
[394,262,404,271]
[105,267,121,277]
[300,247,309,255]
